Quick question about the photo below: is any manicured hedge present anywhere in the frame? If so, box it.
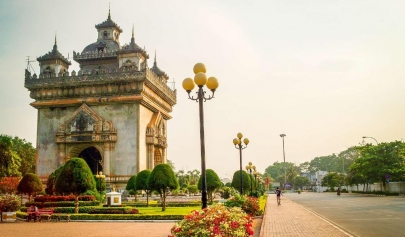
[123,202,201,207]
[88,207,133,214]
[25,201,100,208]
[16,211,184,220]
[351,191,399,196]
[69,214,185,220]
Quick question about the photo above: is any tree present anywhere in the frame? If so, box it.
[264,162,296,184]
[338,147,360,174]
[292,176,310,190]
[0,176,21,194]
[198,169,222,203]
[11,136,36,175]
[136,170,152,206]
[231,170,251,195]
[45,165,64,195]
[55,158,96,213]
[17,173,43,201]
[126,175,137,201]
[187,185,198,195]
[321,172,340,191]
[0,135,21,178]
[353,141,405,191]
[148,164,178,211]
[308,154,341,173]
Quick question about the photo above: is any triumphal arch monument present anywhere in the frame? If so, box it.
[24,10,177,188]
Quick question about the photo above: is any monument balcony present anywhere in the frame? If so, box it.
[73,50,118,61]
[24,67,176,104]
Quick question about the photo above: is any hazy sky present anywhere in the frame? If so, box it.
[1,0,405,179]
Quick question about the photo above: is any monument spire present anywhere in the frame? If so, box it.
[132,24,134,38]
[108,3,111,20]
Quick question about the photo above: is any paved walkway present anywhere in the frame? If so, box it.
[260,195,353,237]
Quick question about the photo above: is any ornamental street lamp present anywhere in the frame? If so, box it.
[96,171,106,193]
[246,162,256,196]
[362,136,379,145]
[253,171,258,191]
[280,134,286,189]
[182,63,219,209]
[233,133,249,195]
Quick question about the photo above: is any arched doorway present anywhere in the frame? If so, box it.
[78,146,102,174]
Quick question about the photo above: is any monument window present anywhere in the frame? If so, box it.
[103,31,108,38]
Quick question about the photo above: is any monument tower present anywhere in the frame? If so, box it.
[24,9,177,188]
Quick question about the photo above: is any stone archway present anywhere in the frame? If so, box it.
[78,146,102,174]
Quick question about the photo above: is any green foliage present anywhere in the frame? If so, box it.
[231,170,251,195]
[136,170,151,191]
[45,165,64,195]
[187,184,198,195]
[350,141,405,191]
[197,169,222,203]
[321,172,342,191]
[55,158,96,195]
[264,162,297,184]
[136,169,152,206]
[126,175,137,191]
[148,164,179,211]
[293,176,310,189]
[11,136,36,175]
[17,173,43,201]
[220,186,237,199]
[55,158,96,213]
[0,135,22,178]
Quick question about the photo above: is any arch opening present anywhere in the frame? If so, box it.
[78,146,102,174]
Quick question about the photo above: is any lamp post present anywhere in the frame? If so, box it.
[253,171,258,191]
[246,162,255,196]
[280,134,286,189]
[233,133,249,195]
[362,136,379,145]
[96,171,106,193]
[182,63,219,209]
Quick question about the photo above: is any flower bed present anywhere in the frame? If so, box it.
[0,194,21,212]
[169,205,254,237]
[224,195,262,216]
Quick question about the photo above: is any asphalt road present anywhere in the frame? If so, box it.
[284,192,405,237]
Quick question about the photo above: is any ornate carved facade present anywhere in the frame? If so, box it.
[24,9,176,187]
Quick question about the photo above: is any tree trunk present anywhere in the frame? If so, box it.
[162,189,166,211]
[146,190,149,207]
[74,195,79,214]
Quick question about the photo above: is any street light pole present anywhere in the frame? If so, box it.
[234,133,249,195]
[362,136,379,145]
[280,134,286,189]
[246,163,255,196]
[182,63,219,209]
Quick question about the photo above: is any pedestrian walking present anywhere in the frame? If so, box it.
[337,187,341,196]
[275,187,282,205]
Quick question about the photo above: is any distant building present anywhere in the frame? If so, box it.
[24,9,176,189]
[221,178,231,184]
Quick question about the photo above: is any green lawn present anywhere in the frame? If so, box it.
[137,206,200,215]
